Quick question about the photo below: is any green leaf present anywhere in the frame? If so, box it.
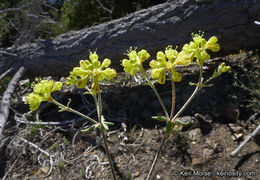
[104,121,114,126]
[189,82,199,86]
[101,115,105,123]
[174,119,190,126]
[201,83,214,87]
[93,124,100,130]
[152,116,168,122]
[101,121,109,131]
[81,126,93,133]
[83,91,93,95]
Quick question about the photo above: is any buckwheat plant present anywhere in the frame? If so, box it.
[25,52,117,179]
[122,33,230,179]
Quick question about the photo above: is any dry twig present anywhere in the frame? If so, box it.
[230,124,260,156]
[0,67,25,139]
[20,137,54,178]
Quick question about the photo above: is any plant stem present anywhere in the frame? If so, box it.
[172,65,203,121]
[169,81,175,120]
[146,134,168,180]
[141,69,170,119]
[146,66,204,179]
[97,92,117,180]
[51,98,97,125]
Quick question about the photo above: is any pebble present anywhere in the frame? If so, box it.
[189,128,202,141]
[229,123,243,133]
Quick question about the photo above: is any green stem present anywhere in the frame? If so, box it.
[51,98,97,125]
[146,65,204,180]
[141,69,170,120]
[146,134,168,180]
[172,65,203,121]
[169,81,175,121]
[97,92,117,180]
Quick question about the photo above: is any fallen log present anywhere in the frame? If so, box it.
[0,0,259,77]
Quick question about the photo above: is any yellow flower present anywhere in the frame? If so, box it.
[122,48,150,76]
[211,62,231,79]
[182,33,220,65]
[25,80,62,111]
[66,51,117,94]
[149,46,190,84]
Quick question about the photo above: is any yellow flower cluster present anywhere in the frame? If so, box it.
[182,34,220,65]
[66,51,117,94]
[122,48,150,76]
[25,80,62,111]
[122,34,221,84]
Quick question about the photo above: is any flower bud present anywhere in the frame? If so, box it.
[100,58,111,69]
[25,93,42,111]
[102,68,117,80]
[149,60,160,68]
[80,60,88,69]
[73,67,89,77]
[165,46,178,62]
[128,50,138,61]
[171,69,181,82]
[89,51,99,62]
[157,51,167,64]
[200,51,210,61]
[158,71,166,84]
[151,68,164,79]
[138,49,150,62]
[205,36,220,52]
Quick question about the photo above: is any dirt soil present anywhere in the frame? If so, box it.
[0,51,259,180]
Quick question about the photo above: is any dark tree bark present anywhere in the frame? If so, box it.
[0,0,260,77]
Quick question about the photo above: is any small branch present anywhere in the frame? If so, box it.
[96,0,113,14]
[51,98,98,125]
[0,67,13,81]
[0,5,30,15]
[14,108,96,126]
[20,137,53,178]
[0,67,25,140]
[20,137,50,156]
[230,124,260,156]
[0,51,17,57]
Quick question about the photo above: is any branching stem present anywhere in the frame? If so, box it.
[51,98,98,125]
[146,65,204,180]
[141,69,170,120]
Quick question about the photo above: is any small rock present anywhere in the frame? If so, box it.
[134,171,140,177]
[192,158,202,166]
[205,137,215,148]
[229,123,243,133]
[195,113,212,134]
[40,166,49,174]
[235,133,243,139]
[232,133,243,141]
[203,148,214,159]
[214,143,223,154]
[156,175,161,179]
[189,128,202,141]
